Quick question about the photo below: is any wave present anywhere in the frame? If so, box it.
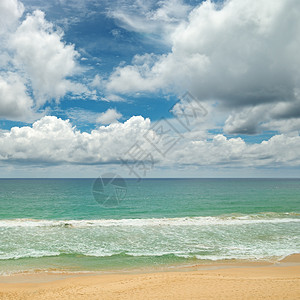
[0,250,296,262]
[3,251,300,269]
[0,212,299,228]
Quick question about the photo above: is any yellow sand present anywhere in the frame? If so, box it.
[0,254,300,300]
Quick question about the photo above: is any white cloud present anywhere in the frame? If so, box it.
[106,0,300,133]
[262,118,300,134]
[65,108,101,124]
[101,94,125,102]
[0,115,300,169]
[90,74,102,89]
[107,0,191,43]
[162,132,300,168]
[96,108,122,125]
[0,73,39,121]
[106,53,165,93]
[0,0,24,34]
[9,10,80,106]
[0,0,90,122]
[0,115,150,164]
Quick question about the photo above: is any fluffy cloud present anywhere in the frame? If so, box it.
[106,0,300,133]
[0,115,300,169]
[96,108,122,125]
[0,116,150,164]
[0,0,86,121]
[0,0,24,34]
[10,10,80,105]
[170,133,300,167]
[0,73,41,122]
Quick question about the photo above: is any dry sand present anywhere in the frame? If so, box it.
[0,254,300,300]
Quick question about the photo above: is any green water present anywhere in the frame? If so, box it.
[0,178,299,274]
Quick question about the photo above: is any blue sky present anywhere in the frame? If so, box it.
[0,0,300,177]
[11,0,187,129]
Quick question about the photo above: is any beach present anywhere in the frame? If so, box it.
[0,254,300,300]
[0,178,299,299]
[1,0,300,297]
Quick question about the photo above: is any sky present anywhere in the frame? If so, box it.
[0,0,300,178]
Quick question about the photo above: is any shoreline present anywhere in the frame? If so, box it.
[0,254,299,299]
[0,253,299,278]
[1,253,300,279]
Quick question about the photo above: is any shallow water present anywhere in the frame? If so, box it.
[0,178,299,274]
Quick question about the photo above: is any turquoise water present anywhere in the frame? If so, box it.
[0,178,299,274]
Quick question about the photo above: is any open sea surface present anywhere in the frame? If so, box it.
[0,178,299,275]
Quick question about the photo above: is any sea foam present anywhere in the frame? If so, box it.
[0,212,299,228]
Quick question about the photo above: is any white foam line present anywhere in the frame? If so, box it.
[0,214,299,228]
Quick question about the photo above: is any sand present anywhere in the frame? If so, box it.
[0,254,300,300]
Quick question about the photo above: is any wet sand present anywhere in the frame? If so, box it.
[0,254,299,300]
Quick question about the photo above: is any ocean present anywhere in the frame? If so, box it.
[0,178,299,275]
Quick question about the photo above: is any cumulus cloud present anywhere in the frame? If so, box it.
[10,10,80,105]
[0,115,300,169]
[0,116,150,164]
[0,73,40,122]
[106,0,300,134]
[96,108,122,125]
[1,0,300,174]
[0,0,87,121]
[0,0,24,34]
[168,133,300,167]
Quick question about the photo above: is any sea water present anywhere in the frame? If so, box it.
[0,178,299,274]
